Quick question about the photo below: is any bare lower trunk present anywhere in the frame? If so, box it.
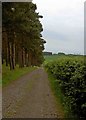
[11,43,15,69]
[18,48,24,68]
[23,49,25,66]
[13,43,15,68]
[28,52,31,66]
[9,42,13,70]
[22,48,25,67]
[6,45,9,66]
[19,49,22,68]
[26,52,29,67]
[9,42,15,70]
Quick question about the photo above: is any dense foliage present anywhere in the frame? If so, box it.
[45,56,86,118]
[2,2,46,70]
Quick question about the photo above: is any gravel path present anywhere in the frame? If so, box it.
[0,87,2,119]
[2,67,64,118]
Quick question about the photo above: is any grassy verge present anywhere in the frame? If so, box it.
[0,74,1,87]
[2,64,37,87]
[45,69,70,118]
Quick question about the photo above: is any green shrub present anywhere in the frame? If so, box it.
[45,56,86,118]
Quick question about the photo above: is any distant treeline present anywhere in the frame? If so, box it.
[2,2,46,70]
[44,52,83,56]
[43,52,52,55]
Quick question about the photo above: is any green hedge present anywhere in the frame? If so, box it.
[45,57,86,118]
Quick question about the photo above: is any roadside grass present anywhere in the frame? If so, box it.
[0,74,2,87]
[2,64,37,87]
[45,70,71,118]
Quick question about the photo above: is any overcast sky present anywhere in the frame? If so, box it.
[33,0,85,54]
[1,0,85,54]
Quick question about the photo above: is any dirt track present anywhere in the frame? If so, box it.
[2,67,64,118]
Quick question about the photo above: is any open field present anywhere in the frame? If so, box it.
[44,54,84,63]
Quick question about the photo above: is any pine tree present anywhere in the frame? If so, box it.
[2,2,46,70]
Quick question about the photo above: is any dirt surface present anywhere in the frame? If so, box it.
[0,87,2,119]
[2,67,64,118]
[0,72,2,119]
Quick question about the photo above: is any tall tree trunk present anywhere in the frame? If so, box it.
[18,48,24,68]
[11,42,15,69]
[26,52,29,67]
[28,51,31,66]
[22,48,25,67]
[23,49,25,67]
[31,54,36,66]
[2,53,4,64]
[9,42,13,70]
[19,49,22,68]
[6,46,9,66]
[15,44,18,66]
[13,42,15,68]
[6,32,9,66]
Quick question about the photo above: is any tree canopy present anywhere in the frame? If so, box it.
[2,2,46,70]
